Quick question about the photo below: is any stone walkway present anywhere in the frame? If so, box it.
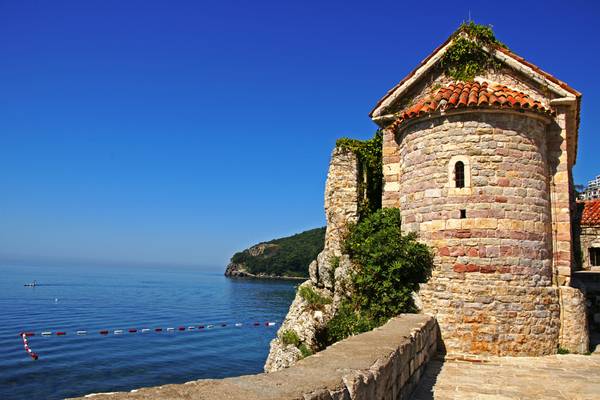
[411,353,600,400]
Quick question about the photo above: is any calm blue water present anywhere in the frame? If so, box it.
[0,264,297,400]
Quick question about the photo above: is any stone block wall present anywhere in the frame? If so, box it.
[70,315,439,400]
[324,147,360,256]
[385,111,563,355]
[579,226,600,270]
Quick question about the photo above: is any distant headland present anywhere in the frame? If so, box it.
[224,227,325,279]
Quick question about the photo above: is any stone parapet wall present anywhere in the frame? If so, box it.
[70,315,439,400]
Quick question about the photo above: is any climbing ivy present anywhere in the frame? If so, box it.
[440,22,507,81]
[336,130,383,220]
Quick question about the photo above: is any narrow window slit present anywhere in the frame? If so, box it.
[460,209,467,219]
[455,161,465,188]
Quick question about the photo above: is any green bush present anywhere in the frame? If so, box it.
[298,285,332,310]
[280,330,301,347]
[298,343,313,358]
[324,300,381,344]
[345,208,433,320]
[323,208,433,345]
[439,22,506,81]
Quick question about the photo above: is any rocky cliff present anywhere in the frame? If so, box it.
[264,147,361,371]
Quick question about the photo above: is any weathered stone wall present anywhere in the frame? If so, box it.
[579,226,600,270]
[265,147,360,371]
[70,315,439,400]
[324,147,360,256]
[558,286,589,353]
[385,111,563,355]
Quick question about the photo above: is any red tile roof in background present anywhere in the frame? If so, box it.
[394,81,552,126]
[581,200,600,226]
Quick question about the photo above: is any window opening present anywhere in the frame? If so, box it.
[591,248,600,267]
[455,161,465,188]
[460,209,467,219]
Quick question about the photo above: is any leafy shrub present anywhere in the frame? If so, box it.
[280,330,301,347]
[557,347,570,355]
[439,22,506,81]
[345,208,433,320]
[298,285,332,310]
[323,208,433,345]
[298,343,313,358]
[324,300,381,344]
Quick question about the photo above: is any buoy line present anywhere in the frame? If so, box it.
[20,333,39,360]
[19,320,278,360]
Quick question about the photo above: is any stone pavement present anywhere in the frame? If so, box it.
[411,353,600,400]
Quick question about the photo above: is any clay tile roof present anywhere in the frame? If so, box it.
[581,200,600,226]
[394,81,552,127]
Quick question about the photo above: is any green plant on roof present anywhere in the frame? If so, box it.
[440,22,507,82]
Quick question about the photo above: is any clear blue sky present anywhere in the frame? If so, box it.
[1,0,599,267]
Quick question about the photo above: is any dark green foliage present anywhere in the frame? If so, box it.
[557,347,570,355]
[280,330,301,347]
[280,329,313,358]
[230,227,325,277]
[298,285,332,310]
[298,343,313,358]
[322,208,433,345]
[440,22,506,81]
[346,208,433,320]
[336,131,383,219]
[324,300,381,345]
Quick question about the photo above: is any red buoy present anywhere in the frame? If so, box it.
[99,330,109,335]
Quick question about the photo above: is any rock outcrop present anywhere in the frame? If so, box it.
[264,147,361,372]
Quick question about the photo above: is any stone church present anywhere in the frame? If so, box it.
[370,26,589,355]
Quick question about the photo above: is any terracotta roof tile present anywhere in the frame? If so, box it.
[581,200,600,226]
[393,81,552,127]
[369,29,580,119]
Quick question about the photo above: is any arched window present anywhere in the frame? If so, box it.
[455,161,465,188]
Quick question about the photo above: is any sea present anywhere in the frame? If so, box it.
[0,263,297,400]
